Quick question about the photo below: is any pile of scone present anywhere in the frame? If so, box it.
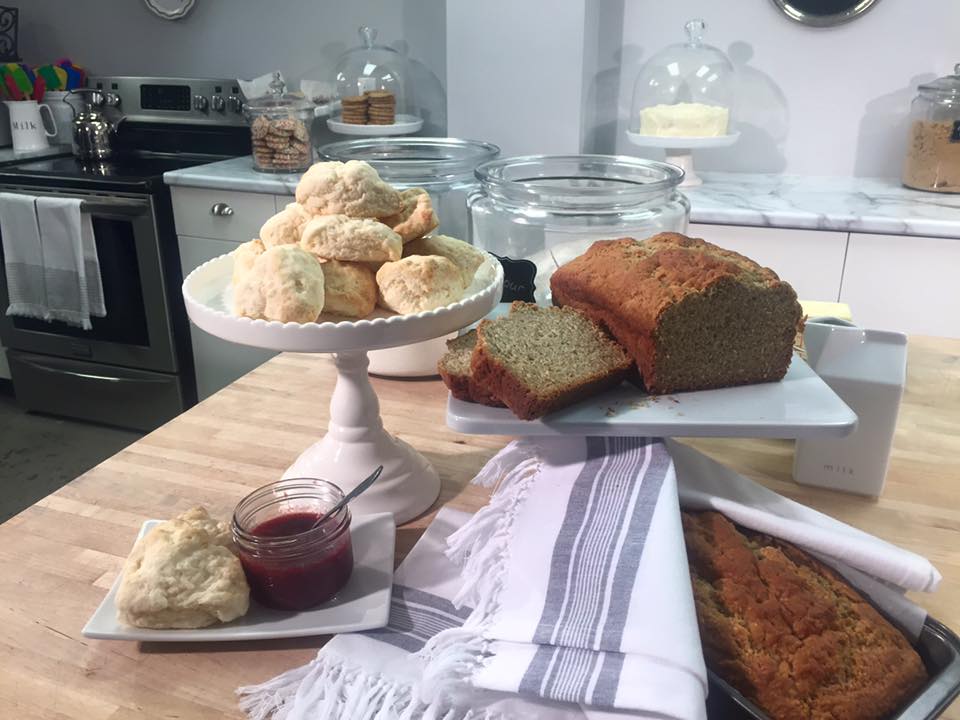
[232,160,487,323]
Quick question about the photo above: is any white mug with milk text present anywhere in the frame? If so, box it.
[4,100,58,153]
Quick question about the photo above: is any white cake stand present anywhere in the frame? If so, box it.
[182,253,503,524]
[327,114,424,137]
[625,131,740,187]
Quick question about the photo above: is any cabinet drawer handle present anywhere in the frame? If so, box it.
[211,202,234,217]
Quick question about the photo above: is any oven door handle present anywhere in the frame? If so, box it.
[80,199,148,217]
[19,357,169,384]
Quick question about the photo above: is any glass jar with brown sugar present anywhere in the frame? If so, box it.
[902,64,960,193]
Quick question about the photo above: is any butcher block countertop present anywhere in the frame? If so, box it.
[3,336,959,719]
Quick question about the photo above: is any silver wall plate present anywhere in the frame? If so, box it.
[143,0,196,21]
[770,0,880,27]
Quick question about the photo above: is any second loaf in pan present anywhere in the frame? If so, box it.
[550,233,803,394]
[682,510,928,720]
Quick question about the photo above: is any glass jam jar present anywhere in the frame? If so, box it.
[319,137,500,241]
[232,478,353,611]
[468,155,689,303]
[902,63,960,193]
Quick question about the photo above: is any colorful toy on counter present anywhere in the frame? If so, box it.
[0,62,43,100]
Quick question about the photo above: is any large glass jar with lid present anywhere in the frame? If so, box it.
[335,26,412,115]
[319,137,499,240]
[243,73,315,173]
[629,19,735,138]
[468,155,689,303]
[902,64,960,193]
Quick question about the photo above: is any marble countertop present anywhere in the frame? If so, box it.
[688,172,960,239]
[0,144,72,165]
[164,156,301,195]
[164,158,960,239]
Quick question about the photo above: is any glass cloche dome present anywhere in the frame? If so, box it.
[334,25,413,115]
[630,19,735,138]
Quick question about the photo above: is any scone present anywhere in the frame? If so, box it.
[115,507,250,629]
[234,244,325,323]
[320,260,377,318]
[232,238,265,285]
[300,214,402,263]
[403,234,486,288]
[295,160,401,217]
[380,188,439,242]
[376,255,465,314]
[259,202,311,248]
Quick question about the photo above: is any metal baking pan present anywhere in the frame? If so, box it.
[705,617,960,719]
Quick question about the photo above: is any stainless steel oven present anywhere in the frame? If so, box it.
[0,76,250,430]
[0,185,191,430]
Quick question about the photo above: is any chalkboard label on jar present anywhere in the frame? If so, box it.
[951,120,960,143]
[493,254,537,303]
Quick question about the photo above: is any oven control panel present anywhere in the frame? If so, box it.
[87,76,249,126]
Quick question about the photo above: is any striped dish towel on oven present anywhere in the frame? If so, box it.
[420,437,707,720]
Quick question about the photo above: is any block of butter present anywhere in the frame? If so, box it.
[795,300,853,356]
[799,300,852,322]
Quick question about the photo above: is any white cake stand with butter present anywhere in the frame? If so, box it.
[182,251,503,524]
[626,130,740,187]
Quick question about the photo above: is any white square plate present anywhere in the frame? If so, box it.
[447,354,857,439]
[82,512,395,642]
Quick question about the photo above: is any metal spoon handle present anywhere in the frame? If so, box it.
[312,465,383,529]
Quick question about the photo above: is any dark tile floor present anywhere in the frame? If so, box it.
[0,389,141,523]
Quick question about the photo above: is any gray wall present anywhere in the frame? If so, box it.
[16,0,447,135]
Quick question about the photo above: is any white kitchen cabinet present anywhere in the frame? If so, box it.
[178,234,277,399]
[688,223,848,302]
[171,186,277,242]
[840,233,960,338]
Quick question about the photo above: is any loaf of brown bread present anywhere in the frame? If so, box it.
[471,302,633,420]
[550,233,803,394]
[437,330,504,407]
[682,511,928,720]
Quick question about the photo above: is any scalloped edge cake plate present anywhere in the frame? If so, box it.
[182,252,504,353]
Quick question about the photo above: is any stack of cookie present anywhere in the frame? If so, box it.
[340,95,369,125]
[232,160,486,324]
[365,90,396,125]
[250,115,312,172]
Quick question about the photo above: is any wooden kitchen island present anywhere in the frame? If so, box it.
[2,336,958,719]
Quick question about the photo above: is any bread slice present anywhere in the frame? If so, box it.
[551,234,803,394]
[471,302,633,420]
[438,330,504,407]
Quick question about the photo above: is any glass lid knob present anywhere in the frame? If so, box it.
[684,18,706,46]
[359,25,378,48]
[268,71,285,96]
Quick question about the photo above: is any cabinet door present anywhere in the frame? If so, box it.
[840,233,960,337]
[688,224,847,302]
[178,235,277,399]
[171,187,277,243]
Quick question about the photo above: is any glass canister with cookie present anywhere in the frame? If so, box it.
[244,73,315,173]
[468,155,690,303]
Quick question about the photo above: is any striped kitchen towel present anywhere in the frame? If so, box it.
[420,437,708,720]
[237,507,647,720]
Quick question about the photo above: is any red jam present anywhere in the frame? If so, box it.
[238,511,354,611]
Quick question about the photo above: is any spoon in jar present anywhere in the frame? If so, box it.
[310,465,384,530]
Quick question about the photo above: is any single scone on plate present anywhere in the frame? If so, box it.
[115,507,250,629]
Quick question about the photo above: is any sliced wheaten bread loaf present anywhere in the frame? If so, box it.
[437,330,504,407]
[471,302,633,420]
